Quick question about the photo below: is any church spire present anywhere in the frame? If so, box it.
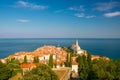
[76,39,81,51]
[76,39,79,47]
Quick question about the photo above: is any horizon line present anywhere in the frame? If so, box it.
[0,37,120,39]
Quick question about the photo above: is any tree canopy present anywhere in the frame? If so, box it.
[22,64,59,80]
[6,58,22,77]
[76,54,120,80]
[33,56,39,63]
[0,61,13,80]
[23,55,27,64]
[48,54,53,68]
[66,53,72,67]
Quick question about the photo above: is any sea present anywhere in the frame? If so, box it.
[0,38,120,60]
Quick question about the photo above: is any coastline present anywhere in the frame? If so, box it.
[0,38,120,59]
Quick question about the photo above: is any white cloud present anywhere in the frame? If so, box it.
[75,13,95,19]
[69,5,85,12]
[16,1,48,10]
[17,1,28,7]
[104,11,120,17]
[74,13,85,18]
[18,19,30,23]
[69,7,77,11]
[86,15,96,18]
[94,2,119,11]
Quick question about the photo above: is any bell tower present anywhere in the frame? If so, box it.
[76,39,81,51]
[76,39,79,47]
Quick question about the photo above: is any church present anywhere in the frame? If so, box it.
[71,40,84,54]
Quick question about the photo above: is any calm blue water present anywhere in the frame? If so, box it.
[0,38,120,59]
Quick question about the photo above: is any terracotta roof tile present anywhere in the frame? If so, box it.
[72,61,78,65]
[20,63,36,68]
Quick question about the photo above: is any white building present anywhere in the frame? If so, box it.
[38,55,44,61]
[71,40,84,54]
[44,54,50,61]
[0,59,6,63]
[72,61,78,73]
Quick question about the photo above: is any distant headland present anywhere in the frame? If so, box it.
[1,40,120,80]
[0,40,109,71]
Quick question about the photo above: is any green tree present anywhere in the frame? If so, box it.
[0,61,13,80]
[87,54,92,80]
[80,55,89,80]
[87,54,92,67]
[76,53,120,80]
[66,53,69,67]
[76,55,83,75]
[23,55,27,64]
[115,59,120,80]
[6,58,22,77]
[76,55,89,80]
[22,64,59,80]
[90,58,116,80]
[33,56,39,63]
[65,53,72,67]
[48,54,53,68]
[62,47,77,56]
[69,53,72,67]
[36,56,39,63]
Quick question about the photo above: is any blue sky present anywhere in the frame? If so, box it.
[0,0,120,38]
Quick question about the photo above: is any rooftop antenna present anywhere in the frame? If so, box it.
[76,33,79,41]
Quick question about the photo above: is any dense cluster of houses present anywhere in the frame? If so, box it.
[5,45,79,73]
[0,40,109,75]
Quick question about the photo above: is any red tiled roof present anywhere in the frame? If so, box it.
[72,61,78,65]
[11,46,67,64]
[20,63,36,68]
[91,55,100,60]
